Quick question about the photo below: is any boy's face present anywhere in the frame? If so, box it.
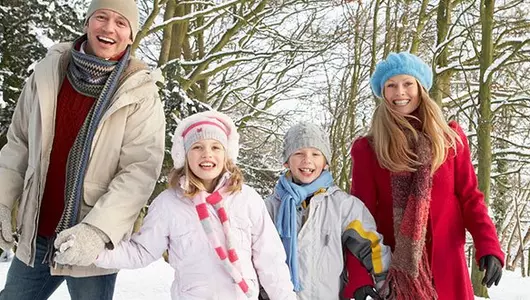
[285,147,327,185]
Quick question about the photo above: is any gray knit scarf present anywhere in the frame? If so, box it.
[56,35,130,233]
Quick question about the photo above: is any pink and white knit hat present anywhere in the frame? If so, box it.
[171,110,240,169]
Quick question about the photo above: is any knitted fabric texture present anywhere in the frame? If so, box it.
[85,0,139,40]
[274,170,334,291]
[38,76,95,237]
[182,119,229,153]
[381,130,437,299]
[191,188,253,298]
[172,110,239,169]
[53,223,109,266]
[56,35,130,234]
[370,52,433,98]
[66,37,123,98]
[0,204,14,251]
[282,122,332,164]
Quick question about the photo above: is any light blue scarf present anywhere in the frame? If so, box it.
[275,170,334,291]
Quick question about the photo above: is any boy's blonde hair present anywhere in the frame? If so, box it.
[369,82,461,174]
[168,158,244,198]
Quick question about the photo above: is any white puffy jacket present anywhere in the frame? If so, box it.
[96,184,296,300]
[265,185,391,300]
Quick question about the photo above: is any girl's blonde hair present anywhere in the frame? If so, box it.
[369,81,461,174]
[168,158,244,198]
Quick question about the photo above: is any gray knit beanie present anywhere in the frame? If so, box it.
[85,0,140,41]
[282,123,332,164]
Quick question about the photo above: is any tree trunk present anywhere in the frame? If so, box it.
[158,0,177,67]
[383,0,392,58]
[492,111,511,233]
[527,248,530,277]
[471,0,495,296]
[409,0,429,54]
[509,227,530,272]
[513,193,526,276]
[370,0,381,105]
[431,0,452,106]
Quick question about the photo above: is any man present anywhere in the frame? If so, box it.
[0,0,165,299]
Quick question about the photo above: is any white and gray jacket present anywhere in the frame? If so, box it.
[265,185,391,300]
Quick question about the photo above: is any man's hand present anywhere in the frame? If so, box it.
[54,223,109,266]
[479,255,502,288]
[0,204,15,251]
[353,285,381,300]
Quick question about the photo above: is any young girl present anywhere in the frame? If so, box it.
[57,110,296,300]
[344,52,504,300]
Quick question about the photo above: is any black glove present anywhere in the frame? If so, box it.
[353,285,381,300]
[479,255,502,288]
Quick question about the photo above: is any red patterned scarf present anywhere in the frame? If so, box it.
[381,131,437,299]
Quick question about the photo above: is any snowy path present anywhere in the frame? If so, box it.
[0,257,529,299]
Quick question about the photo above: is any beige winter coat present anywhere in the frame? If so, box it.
[0,42,166,277]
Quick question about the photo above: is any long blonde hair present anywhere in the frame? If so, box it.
[369,82,461,174]
[168,158,244,198]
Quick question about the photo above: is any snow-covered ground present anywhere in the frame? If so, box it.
[0,258,173,299]
[0,257,529,299]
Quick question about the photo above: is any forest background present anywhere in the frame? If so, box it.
[1,0,529,297]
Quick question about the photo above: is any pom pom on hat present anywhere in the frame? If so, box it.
[283,122,332,164]
[171,111,239,169]
[370,52,433,98]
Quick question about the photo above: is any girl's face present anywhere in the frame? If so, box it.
[383,74,421,115]
[187,139,226,192]
[285,147,327,185]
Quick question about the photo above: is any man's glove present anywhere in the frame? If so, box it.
[54,223,110,266]
[0,204,15,251]
[479,255,502,288]
[353,285,381,300]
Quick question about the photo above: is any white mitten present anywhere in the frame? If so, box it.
[54,223,110,266]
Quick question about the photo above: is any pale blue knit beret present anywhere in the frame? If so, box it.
[370,52,433,98]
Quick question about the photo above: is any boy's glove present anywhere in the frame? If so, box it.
[54,223,110,266]
[0,204,15,251]
[353,285,381,300]
[479,255,502,288]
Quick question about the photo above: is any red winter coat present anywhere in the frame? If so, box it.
[343,121,504,300]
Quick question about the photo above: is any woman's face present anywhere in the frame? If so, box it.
[383,74,421,115]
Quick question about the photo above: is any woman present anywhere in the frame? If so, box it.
[344,52,504,300]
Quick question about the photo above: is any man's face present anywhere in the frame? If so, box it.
[85,9,132,59]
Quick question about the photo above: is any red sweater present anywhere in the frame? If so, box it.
[38,45,127,237]
[344,121,504,300]
[37,78,95,237]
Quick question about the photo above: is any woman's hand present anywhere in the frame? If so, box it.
[479,255,502,288]
[353,285,381,300]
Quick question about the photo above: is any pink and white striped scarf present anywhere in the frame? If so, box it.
[191,188,253,298]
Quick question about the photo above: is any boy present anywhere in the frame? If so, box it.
[264,123,390,300]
